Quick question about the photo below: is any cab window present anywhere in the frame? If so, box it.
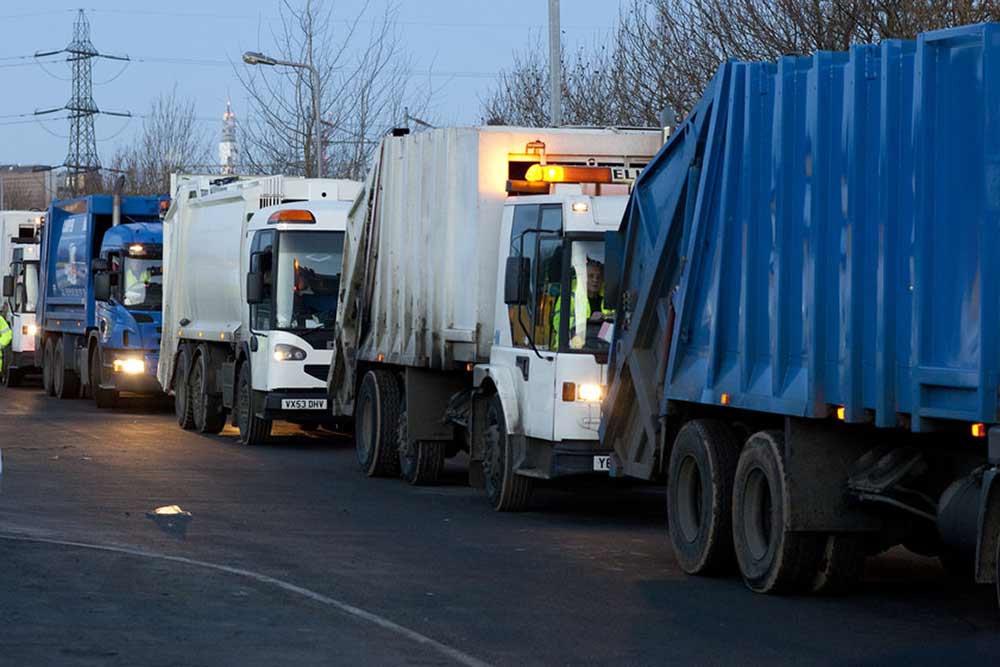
[506,204,562,351]
[250,230,275,331]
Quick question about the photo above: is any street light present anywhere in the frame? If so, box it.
[242,50,323,178]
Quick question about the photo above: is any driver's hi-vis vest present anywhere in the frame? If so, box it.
[550,292,612,348]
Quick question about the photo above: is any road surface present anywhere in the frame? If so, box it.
[1,382,998,665]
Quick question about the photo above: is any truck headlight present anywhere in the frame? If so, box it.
[23,324,38,337]
[577,383,604,402]
[273,343,307,362]
[113,358,145,374]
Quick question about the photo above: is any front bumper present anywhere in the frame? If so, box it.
[253,388,330,420]
[517,438,613,479]
[102,349,162,394]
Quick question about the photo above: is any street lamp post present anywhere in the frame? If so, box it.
[243,51,323,179]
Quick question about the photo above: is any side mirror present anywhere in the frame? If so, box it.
[603,230,624,310]
[504,256,531,305]
[94,272,112,302]
[1,276,12,298]
[246,272,265,305]
[91,258,109,272]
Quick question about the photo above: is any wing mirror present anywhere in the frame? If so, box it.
[504,256,531,305]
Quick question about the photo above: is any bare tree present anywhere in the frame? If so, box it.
[481,34,642,127]
[616,0,1000,121]
[105,87,213,195]
[486,1,1000,128]
[237,0,430,180]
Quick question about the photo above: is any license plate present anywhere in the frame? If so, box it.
[593,455,612,472]
[281,398,328,410]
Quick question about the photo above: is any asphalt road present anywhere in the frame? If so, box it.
[1,381,999,666]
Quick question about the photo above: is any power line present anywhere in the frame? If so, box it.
[82,7,609,30]
[33,9,133,194]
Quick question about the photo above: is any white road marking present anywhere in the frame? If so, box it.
[0,532,490,667]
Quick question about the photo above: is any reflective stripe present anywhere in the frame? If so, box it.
[0,327,9,334]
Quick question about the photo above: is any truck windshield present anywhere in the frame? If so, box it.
[21,261,38,313]
[561,239,613,353]
[123,258,163,310]
[275,231,344,331]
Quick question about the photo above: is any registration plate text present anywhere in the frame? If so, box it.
[281,398,328,410]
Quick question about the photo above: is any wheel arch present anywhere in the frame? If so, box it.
[473,365,522,437]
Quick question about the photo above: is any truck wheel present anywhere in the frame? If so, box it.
[482,393,533,512]
[732,430,822,594]
[995,536,1000,608]
[173,346,194,429]
[236,362,271,445]
[354,369,402,477]
[810,534,865,595]
[189,348,226,434]
[53,340,80,399]
[666,419,740,575]
[90,346,118,409]
[42,337,55,396]
[398,410,445,485]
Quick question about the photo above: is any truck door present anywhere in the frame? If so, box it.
[493,203,563,441]
[248,230,275,391]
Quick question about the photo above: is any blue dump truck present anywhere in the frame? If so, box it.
[37,193,167,406]
[602,23,1000,598]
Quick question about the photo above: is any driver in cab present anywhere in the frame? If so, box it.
[552,259,614,349]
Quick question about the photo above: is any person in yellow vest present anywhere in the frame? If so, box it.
[0,313,12,374]
[124,265,152,306]
[551,259,614,349]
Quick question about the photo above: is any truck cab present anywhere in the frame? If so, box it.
[90,222,164,402]
[235,200,348,432]
[1,216,42,386]
[472,152,648,507]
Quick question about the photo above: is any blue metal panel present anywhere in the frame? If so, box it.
[605,23,1000,463]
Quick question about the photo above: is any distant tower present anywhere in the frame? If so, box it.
[219,99,238,174]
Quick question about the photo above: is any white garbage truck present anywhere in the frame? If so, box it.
[158,175,360,443]
[0,211,43,386]
[329,126,661,509]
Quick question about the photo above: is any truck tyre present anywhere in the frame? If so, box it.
[236,362,271,445]
[189,347,226,434]
[666,419,740,575]
[42,337,55,396]
[173,346,194,429]
[53,339,80,399]
[732,430,822,594]
[810,534,864,595]
[354,369,402,477]
[482,393,533,512]
[398,410,445,485]
[90,346,118,409]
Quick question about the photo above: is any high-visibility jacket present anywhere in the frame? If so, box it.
[0,314,11,374]
[550,292,613,349]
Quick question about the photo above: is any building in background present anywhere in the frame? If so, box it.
[0,165,57,210]
[220,100,238,175]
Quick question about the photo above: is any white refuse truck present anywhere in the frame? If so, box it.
[0,211,43,386]
[158,175,360,443]
[329,126,661,509]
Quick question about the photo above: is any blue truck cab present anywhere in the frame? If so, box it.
[37,194,168,406]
